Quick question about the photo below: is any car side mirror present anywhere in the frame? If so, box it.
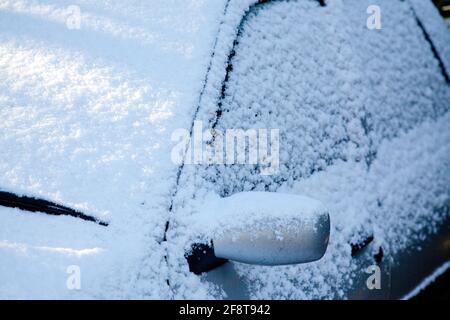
[187,192,330,274]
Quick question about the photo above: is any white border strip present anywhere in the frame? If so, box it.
[402,260,450,300]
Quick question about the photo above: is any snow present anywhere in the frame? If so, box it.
[0,206,108,299]
[402,260,450,300]
[0,0,229,299]
[1,0,449,299]
[192,191,327,240]
[408,0,450,76]
[168,0,450,299]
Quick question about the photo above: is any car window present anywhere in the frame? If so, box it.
[202,0,449,197]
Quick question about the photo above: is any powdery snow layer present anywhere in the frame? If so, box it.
[0,0,229,299]
[408,0,450,75]
[1,0,449,300]
[192,191,327,241]
[0,206,108,299]
[168,0,450,299]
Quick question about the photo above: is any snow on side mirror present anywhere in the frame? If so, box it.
[187,192,330,274]
[211,192,330,266]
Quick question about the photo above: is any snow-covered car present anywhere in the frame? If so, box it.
[0,0,449,299]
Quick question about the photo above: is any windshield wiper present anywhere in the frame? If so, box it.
[0,191,108,226]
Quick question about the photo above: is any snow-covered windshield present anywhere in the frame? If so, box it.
[0,0,228,299]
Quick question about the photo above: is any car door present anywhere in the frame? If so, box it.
[167,0,450,299]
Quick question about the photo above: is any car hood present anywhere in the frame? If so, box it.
[0,0,228,299]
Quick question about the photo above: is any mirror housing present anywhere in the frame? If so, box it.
[213,214,329,265]
[211,192,330,266]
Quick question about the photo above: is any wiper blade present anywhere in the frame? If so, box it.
[0,191,108,226]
